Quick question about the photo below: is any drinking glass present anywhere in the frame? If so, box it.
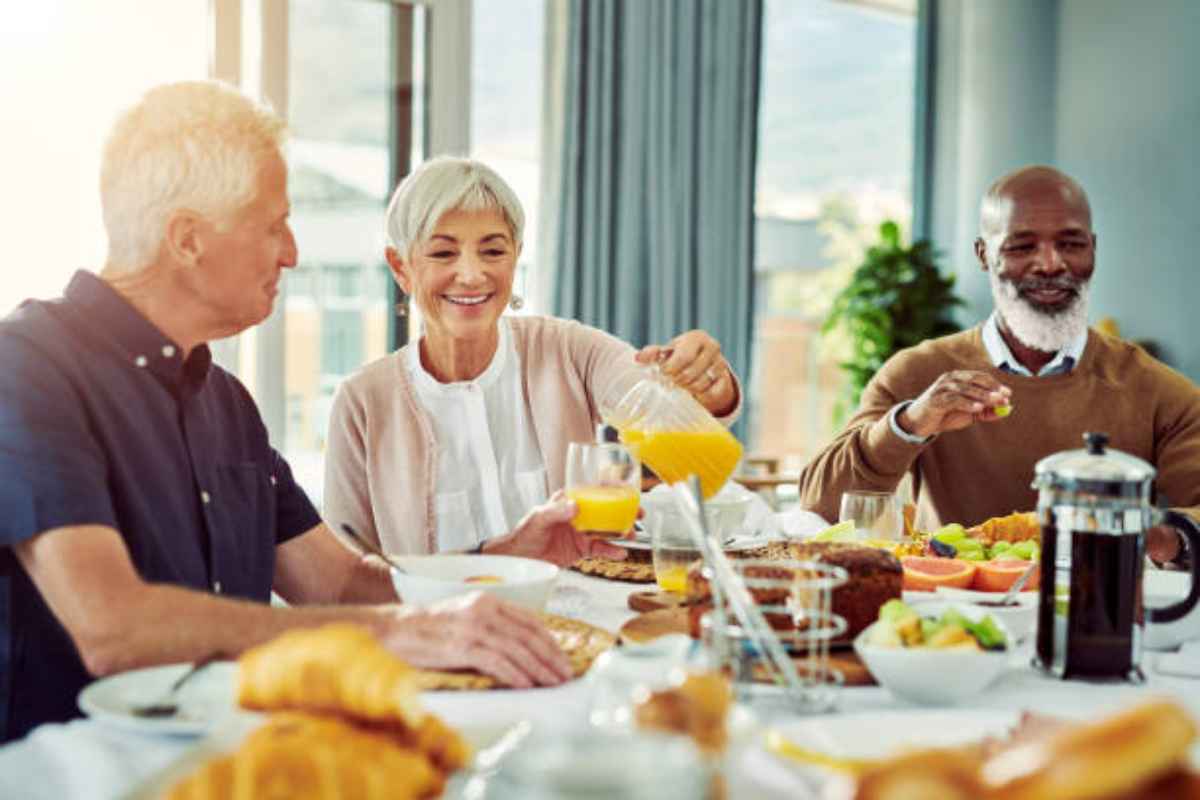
[566,442,640,537]
[838,490,901,542]
[649,513,701,595]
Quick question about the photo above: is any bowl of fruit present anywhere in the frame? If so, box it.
[854,600,1013,705]
[900,513,1041,596]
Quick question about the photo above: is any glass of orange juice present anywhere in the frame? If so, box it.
[566,442,640,537]
[649,513,701,595]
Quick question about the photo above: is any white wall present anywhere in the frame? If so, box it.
[929,0,1200,380]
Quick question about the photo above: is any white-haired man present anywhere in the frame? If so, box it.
[0,81,579,742]
[798,165,1200,563]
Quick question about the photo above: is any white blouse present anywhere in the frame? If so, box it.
[406,318,549,552]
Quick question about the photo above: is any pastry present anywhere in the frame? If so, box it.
[238,624,424,730]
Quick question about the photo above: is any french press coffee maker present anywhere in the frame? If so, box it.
[1033,432,1200,681]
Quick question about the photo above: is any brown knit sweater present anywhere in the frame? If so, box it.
[798,326,1200,530]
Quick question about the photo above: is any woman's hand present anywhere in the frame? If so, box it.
[636,330,738,416]
[482,493,631,566]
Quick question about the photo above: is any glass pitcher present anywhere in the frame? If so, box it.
[599,365,743,499]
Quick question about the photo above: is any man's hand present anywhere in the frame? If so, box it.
[898,370,1013,439]
[383,592,572,688]
[636,329,737,416]
[483,494,630,566]
[1146,525,1182,566]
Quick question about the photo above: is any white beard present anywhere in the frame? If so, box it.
[989,270,1090,353]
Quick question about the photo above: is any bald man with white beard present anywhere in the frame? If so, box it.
[798,165,1200,566]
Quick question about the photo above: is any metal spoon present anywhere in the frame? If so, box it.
[130,656,221,718]
[340,523,407,574]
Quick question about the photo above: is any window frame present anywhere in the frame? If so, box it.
[209,0,472,444]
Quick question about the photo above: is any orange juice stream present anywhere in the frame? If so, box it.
[618,428,742,499]
[567,486,640,533]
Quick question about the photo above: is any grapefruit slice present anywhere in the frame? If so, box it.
[972,560,1040,592]
[901,556,977,592]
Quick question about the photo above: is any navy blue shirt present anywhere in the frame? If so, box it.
[0,271,321,742]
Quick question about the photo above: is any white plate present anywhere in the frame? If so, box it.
[759,708,1019,792]
[616,535,771,552]
[78,661,246,736]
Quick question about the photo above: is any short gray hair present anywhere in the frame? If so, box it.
[101,80,287,272]
[385,156,525,256]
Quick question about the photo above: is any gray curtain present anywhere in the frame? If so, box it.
[552,0,763,435]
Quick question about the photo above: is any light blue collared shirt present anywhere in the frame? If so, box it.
[888,312,1089,444]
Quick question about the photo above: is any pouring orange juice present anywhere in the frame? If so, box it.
[602,366,742,499]
[565,442,641,537]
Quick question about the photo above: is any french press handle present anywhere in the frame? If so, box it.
[1147,510,1200,624]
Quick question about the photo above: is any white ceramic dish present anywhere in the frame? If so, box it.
[78,662,248,737]
[389,554,558,610]
[1144,570,1199,651]
[853,605,1013,705]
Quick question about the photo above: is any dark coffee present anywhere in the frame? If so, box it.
[1036,523,1144,679]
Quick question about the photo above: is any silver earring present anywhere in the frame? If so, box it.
[508,294,524,311]
[395,294,409,317]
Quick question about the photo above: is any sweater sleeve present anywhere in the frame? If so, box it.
[797,351,931,522]
[322,382,381,550]
[1149,359,1200,523]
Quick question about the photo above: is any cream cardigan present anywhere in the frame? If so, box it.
[323,314,742,555]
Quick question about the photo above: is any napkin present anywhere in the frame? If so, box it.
[1154,639,1200,678]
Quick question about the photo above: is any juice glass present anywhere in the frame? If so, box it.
[650,514,701,595]
[600,366,743,499]
[566,442,640,537]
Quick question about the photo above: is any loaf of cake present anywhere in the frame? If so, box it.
[686,541,902,643]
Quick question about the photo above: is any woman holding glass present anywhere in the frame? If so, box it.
[323,156,741,564]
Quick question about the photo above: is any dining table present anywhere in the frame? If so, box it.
[1,567,1199,799]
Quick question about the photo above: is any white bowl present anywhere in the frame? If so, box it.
[853,605,1013,705]
[905,591,1039,644]
[389,554,558,610]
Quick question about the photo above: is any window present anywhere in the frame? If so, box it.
[0,1,209,314]
[470,0,545,313]
[750,0,917,468]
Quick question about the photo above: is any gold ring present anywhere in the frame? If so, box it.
[705,368,719,382]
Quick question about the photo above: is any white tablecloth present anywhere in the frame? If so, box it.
[2,568,1198,799]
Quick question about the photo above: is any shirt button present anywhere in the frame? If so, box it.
[162,345,176,358]
[200,490,211,504]
[212,580,222,594]
[134,355,148,368]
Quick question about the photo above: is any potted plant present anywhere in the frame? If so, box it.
[822,221,964,425]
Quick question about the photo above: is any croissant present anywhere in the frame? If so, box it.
[165,713,443,800]
[237,624,425,730]
[968,512,1041,546]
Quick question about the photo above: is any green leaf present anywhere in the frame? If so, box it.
[821,220,965,418]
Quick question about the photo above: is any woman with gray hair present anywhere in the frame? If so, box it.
[324,156,741,562]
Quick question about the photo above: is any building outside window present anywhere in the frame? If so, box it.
[749,0,917,476]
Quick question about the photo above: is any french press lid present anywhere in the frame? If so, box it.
[1032,431,1155,499]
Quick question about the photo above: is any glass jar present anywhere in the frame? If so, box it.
[600,365,743,499]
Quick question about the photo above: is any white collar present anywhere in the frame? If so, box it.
[407,317,510,394]
[981,311,1087,377]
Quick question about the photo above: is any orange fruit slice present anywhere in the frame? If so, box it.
[972,560,1040,592]
[901,556,977,592]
